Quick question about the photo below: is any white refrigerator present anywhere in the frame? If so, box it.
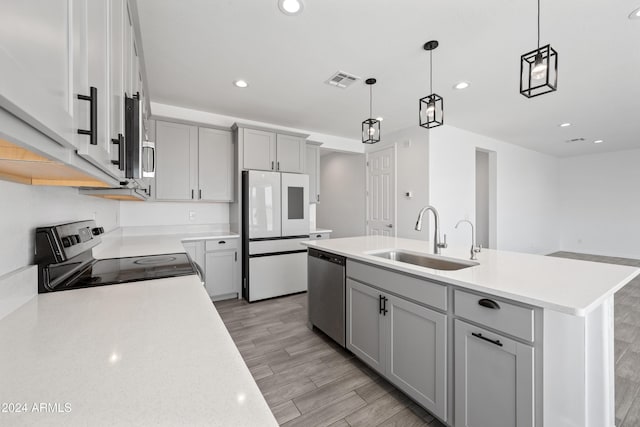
[242,170,309,302]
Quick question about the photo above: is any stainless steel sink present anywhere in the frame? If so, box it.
[369,250,478,271]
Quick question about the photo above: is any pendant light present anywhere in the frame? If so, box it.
[419,40,443,129]
[520,0,558,98]
[362,78,381,144]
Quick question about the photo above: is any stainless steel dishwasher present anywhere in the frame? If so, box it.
[308,248,346,347]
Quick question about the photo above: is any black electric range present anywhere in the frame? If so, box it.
[35,220,199,293]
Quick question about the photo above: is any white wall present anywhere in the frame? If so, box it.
[370,125,430,239]
[317,152,366,238]
[558,149,640,259]
[151,102,363,153]
[429,125,561,255]
[0,181,119,277]
[475,150,490,249]
[120,202,229,227]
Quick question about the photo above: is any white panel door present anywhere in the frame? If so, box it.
[386,294,447,421]
[0,0,81,148]
[281,173,309,237]
[248,252,307,302]
[248,170,282,238]
[276,134,305,173]
[198,128,233,202]
[455,320,534,427]
[306,144,320,203]
[346,279,386,374]
[155,121,198,201]
[206,250,237,299]
[243,128,276,171]
[109,0,125,167]
[366,146,396,236]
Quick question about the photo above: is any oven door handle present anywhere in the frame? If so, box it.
[192,262,205,285]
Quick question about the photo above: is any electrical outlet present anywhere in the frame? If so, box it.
[189,210,196,222]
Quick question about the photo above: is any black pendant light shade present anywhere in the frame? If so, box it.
[520,0,558,98]
[419,41,443,129]
[520,44,558,98]
[362,78,380,144]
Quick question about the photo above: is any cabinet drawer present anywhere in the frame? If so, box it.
[205,238,238,251]
[347,260,447,311]
[454,290,534,342]
[309,232,330,240]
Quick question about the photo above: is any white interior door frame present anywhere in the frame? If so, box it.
[365,144,397,236]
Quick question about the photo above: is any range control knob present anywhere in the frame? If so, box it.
[61,236,72,248]
[71,235,81,244]
[91,227,104,236]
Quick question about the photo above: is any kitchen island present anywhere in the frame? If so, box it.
[302,235,640,427]
[0,227,276,427]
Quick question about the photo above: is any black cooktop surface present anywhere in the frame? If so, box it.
[52,253,196,291]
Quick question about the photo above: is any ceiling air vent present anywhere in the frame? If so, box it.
[325,71,360,89]
[564,137,586,144]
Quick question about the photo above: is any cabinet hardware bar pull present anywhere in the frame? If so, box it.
[379,295,384,314]
[191,190,194,199]
[110,133,125,171]
[235,252,237,262]
[478,298,501,310]
[218,241,226,244]
[317,195,320,202]
[382,296,388,315]
[277,161,280,171]
[77,86,98,145]
[271,161,274,170]
[199,189,202,199]
[471,332,503,347]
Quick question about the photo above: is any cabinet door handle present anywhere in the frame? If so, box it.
[277,161,280,171]
[218,241,226,245]
[199,189,202,200]
[110,133,125,171]
[191,189,194,199]
[471,332,503,347]
[317,195,320,202]
[235,251,237,262]
[271,161,274,170]
[77,86,98,145]
[316,234,322,238]
[382,296,388,316]
[379,295,384,314]
[478,298,501,310]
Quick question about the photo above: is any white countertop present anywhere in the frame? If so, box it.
[302,236,640,316]
[94,229,239,259]
[0,276,276,426]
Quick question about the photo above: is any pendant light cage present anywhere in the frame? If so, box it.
[419,40,444,129]
[520,44,558,98]
[362,78,381,144]
[520,0,558,98]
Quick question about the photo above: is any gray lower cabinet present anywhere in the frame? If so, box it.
[454,319,534,427]
[346,278,447,422]
[205,249,237,300]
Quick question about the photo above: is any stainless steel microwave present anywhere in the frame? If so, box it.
[125,93,155,179]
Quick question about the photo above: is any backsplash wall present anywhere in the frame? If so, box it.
[0,180,120,277]
[119,201,230,228]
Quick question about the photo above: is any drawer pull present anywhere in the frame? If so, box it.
[472,332,503,347]
[478,298,500,310]
[218,241,226,244]
[316,234,322,238]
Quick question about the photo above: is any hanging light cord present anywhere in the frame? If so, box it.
[429,50,433,94]
[369,84,373,118]
[537,0,540,48]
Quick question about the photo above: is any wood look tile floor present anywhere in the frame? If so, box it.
[215,252,640,427]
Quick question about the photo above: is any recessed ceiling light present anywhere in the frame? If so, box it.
[629,7,640,19]
[279,0,303,15]
[234,80,248,88]
[376,117,384,121]
[453,81,470,90]
[594,139,604,144]
[559,122,571,127]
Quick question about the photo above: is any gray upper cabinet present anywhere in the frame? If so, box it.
[198,128,233,202]
[0,0,83,149]
[276,134,305,173]
[155,121,234,202]
[241,127,307,173]
[346,279,386,373]
[454,319,534,427]
[243,128,276,171]
[386,294,447,421]
[155,121,197,201]
[306,141,321,203]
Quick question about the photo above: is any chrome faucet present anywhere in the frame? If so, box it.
[415,206,448,254]
[455,219,481,260]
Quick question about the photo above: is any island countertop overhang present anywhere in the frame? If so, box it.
[302,235,640,316]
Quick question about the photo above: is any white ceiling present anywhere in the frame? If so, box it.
[136,0,640,157]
